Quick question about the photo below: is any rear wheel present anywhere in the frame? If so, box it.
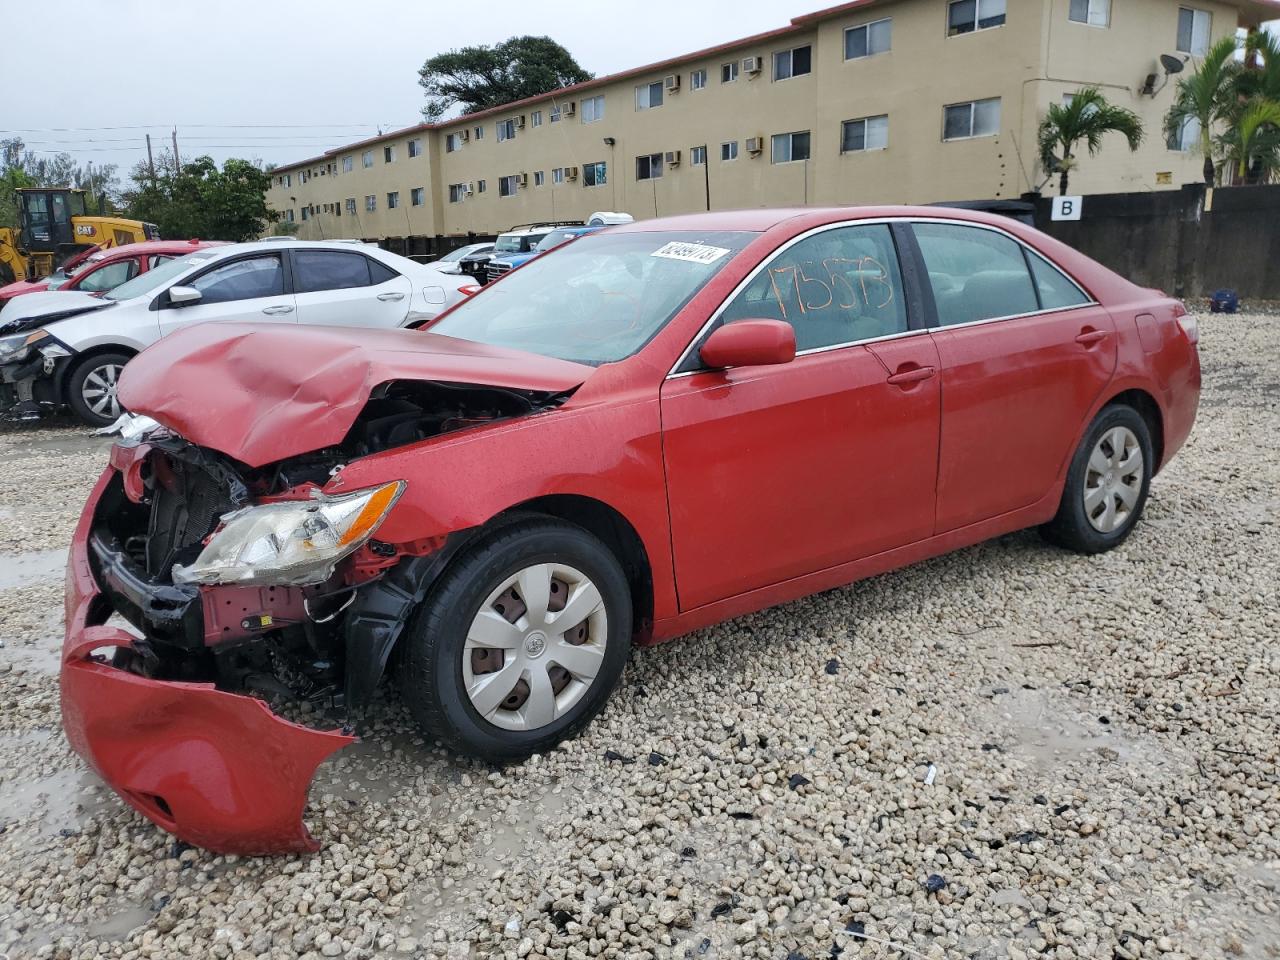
[1042,404,1153,553]
[401,519,631,761]
[66,352,130,427]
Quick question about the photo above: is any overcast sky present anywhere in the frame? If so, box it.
[3,0,797,182]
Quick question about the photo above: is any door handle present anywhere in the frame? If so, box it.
[1075,329,1108,346]
[886,365,936,386]
[377,292,405,302]
[261,304,294,315]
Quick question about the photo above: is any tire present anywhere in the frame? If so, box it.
[401,518,632,761]
[66,352,130,427]
[1042,404,1153,554]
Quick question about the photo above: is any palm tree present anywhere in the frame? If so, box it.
[1039,89,1144,196]
[1164,35,1240,185]
[1219,98,1280,183]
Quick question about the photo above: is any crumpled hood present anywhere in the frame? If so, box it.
[117,322,593,467]
[0,290,111,335]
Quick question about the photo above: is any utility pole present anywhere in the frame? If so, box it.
[145,135,156,184]
[172,128,181,175]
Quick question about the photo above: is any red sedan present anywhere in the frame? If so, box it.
[0,239,224,303]
[63,207,1199,853]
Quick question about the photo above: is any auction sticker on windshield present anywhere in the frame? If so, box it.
[650,241,731,265]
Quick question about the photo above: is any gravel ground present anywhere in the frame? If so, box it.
[0,313,1276,960]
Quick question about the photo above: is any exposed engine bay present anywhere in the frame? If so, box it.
[88,379,571,713]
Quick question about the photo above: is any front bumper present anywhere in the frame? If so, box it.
[61,468,355,854]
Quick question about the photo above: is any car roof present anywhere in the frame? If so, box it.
[89,239,228,259]
[202,238,401,262]
[608,205,1035,234]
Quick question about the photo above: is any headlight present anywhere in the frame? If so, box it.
[0,329,49,364]
[172,481,405,586]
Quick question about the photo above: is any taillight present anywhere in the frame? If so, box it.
[1173,302,1199,345]
[458,284,481,297]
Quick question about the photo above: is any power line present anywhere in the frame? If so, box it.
[0,123,383,134]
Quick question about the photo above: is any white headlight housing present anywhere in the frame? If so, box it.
[172,481,405,586]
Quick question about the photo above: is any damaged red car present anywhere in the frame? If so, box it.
[62,207,1200,853]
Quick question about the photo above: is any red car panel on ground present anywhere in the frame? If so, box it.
[62,206,1201,853]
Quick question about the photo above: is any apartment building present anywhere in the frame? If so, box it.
[266,0,1278,246]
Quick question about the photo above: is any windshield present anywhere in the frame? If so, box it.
[105,252,216,301]
[495,232,548,255]
[428,230,755,365]
[436,244,484,263]
[534,229,582,253]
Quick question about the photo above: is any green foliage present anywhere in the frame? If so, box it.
[419,36,592,121]
[122,155,278,241]
[1038,88,1144,195]
[0,137,120,228]
[1219,98,1280,182]
[1164,36,1241,185]
[272,219,300,236]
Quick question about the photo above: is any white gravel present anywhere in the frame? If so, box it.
[0,313,1276,960]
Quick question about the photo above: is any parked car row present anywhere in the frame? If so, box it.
[0,239,474,426]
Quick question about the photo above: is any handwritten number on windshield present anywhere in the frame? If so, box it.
[765,256,895,320]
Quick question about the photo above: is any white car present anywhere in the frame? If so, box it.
[0,240,473,426]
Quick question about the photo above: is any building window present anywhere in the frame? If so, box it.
[365,195,376,212]
[497,119,516,141]
[499,175,518,197]
[721,141,739,161]
[582,95,605,123]
[534,170,545,186]
[384,145,395,163]
[636,81,664,110]
[773,45,812,81]
[1167,114,1201,151]
[341,156,353,173]
[362,150,373,168]
[1068,0,1110,26]
[842,115,889,152]
[301,207,310,221]
[446,133,462,152]
[690,145,707,165]
[691,69,707,90]
[477,179,486,193]
[333,201,341,217]
[345,198,356,214]
[448,184,467,203]
[531,110,543,127]
[387,191,399,209]
[408,139,422,158]
[721,61,739,83]
[286,209,294,222]
[583,161,607,187]
[943,97,1002,139]
[771,131,811,163]
[550,104,561,123]
[1177,7,1211,56]
[475,125,485,140]
[636,153,663,180]
[552,167,565,184]
[948,0,1006,36]
[300,170,309,184]
[846,18,892,58]
[411,187,425,206]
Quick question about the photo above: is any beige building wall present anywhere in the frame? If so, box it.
[265,0,1275,243]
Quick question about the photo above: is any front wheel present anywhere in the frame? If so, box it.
[401,519,632,761]
[1042,404,1153,553]
[66,352,131,427]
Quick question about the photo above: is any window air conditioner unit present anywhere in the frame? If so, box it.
[665,150,681,166]
[742,56,762,74]
[517,172,528,187]
[664,74,680,92]
[460,129,470,142]
[562,101,576,116]
[465,182,475,195]
[565,165,579,180]
[746,136,763,154]
[515,115,526,129]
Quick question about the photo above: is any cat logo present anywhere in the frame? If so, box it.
[75,224,97,237]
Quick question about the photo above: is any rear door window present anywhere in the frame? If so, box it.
[913,222,1038,325]
[718,223,908,351]
[1026,250,1090,310]
[368,258,399,285]
[293,250,373,293]
[189,254,285,304]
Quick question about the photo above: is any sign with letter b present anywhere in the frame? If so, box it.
[1052,196,1083,221]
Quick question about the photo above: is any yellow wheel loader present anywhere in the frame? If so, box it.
[0,187,159,285]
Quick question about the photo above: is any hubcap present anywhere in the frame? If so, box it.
[462,562,607,732]
[81,363,124,419]
[1083,426,1143,533]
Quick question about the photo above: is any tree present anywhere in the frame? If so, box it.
[1218,98,1280,183]
[418,36,592,121]
[0,137,121,227]
[1039,88,1144,196]
[122,155,277,241]
[1164,35,1239,186]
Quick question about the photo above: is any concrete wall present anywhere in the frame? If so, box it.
[1033,183,1280,300]
[264,0,1271,244]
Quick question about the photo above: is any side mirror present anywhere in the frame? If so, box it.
[167,285,202,306]
[699,319,796,370]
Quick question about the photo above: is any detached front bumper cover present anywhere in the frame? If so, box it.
[61,469,355,855]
